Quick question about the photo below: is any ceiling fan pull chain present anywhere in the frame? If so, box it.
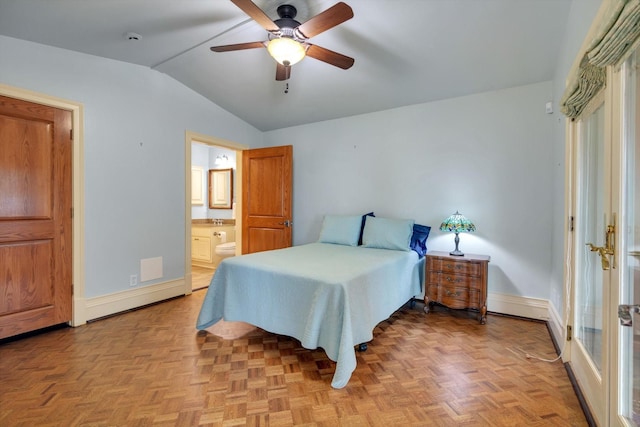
[284,83,289,94]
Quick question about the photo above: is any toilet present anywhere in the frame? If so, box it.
[215,241,236,258]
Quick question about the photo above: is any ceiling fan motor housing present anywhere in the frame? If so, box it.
[276,5,298,20]
[273,5,304,40]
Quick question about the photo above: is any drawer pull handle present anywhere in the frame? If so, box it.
[194,238,199,241]
[445,276,463,283]
[445,289,461,297]
[444,263,464,270]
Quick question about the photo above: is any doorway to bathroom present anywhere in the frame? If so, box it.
[184,131,247,293]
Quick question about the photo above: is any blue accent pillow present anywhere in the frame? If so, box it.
[318,215,363,246]
[362,217,415,251]
[410,224,431,257]
[358,212,375,245]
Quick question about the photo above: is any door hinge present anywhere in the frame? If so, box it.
[70,129,73,140]
[569,216,574,232]
[566,325,572,341]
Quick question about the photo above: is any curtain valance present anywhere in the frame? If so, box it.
[561,0,640,118]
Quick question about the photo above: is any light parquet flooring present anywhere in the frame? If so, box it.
[0,291,588,426]
[191,265,215,291]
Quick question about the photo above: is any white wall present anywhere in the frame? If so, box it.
[548,0,602,320]
[264,82,555,301]
[0,35,262,299]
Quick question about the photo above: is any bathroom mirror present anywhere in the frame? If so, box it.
[208,168,233,209]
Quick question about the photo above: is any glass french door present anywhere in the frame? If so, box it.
[571,48,640,427]
[613,49,640,427]
[572,96,609,426]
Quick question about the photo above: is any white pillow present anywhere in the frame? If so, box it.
[318,215,363,246]
[362,216,415,251]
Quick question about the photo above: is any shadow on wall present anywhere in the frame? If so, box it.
[487,265,519,296]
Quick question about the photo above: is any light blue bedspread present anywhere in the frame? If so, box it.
[196,242,424,388]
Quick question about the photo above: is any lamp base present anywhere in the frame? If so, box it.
[449,232,464,256]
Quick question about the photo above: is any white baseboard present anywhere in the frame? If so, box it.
[78,285,556,330]
[546,301,565,348]
[83,279,186,322]
[487,292,549,321]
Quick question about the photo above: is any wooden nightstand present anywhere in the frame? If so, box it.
[424,251,490,324]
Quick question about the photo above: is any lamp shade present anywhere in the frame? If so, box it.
[439,211,476,234]
[440,211,475,256]
[267,37,306,66]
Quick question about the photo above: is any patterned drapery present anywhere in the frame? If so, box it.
[560,0,640,118]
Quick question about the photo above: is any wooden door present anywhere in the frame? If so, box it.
[0,95,73,339]
[242,145,292,254]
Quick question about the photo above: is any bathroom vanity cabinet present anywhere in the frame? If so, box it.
[191,224,235,269]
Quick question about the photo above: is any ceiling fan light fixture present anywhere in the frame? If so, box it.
[267,37,306,66]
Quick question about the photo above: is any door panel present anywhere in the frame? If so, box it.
[0,115,52,217]
[242,145,292,254]
[576,103,605,372]
[0,95,72,339]
[0,241,54,314]
[571,100,608,425]
[246,227,288,254]
[247,155,285,216]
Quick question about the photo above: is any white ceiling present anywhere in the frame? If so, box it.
[0,0,572,131]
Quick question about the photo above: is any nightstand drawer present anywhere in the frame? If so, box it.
[428,284,481,310]
[429,258,480,276]
[427,272,481,289]
[436,284,469,309]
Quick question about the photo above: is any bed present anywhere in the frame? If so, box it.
[196,214,430,389]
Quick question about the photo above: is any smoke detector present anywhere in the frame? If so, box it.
[125,32,142,41]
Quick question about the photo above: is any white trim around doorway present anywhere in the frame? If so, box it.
[184,130,248,295]
[0,83,86,327]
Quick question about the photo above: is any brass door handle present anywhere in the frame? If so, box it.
[586,218,616,271]
[586,243,613,270]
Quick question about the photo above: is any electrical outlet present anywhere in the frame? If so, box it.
[130,274,137,287]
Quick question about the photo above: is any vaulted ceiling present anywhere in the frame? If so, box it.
[0,0,572,131]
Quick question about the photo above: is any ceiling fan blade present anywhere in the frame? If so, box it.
[231,0,279,32]
[276,63,291,81]
[296,2,354,39]
[306,44,354,70]
[210,41,266,52]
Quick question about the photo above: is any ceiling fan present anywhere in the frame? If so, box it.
[210,0,354,81]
